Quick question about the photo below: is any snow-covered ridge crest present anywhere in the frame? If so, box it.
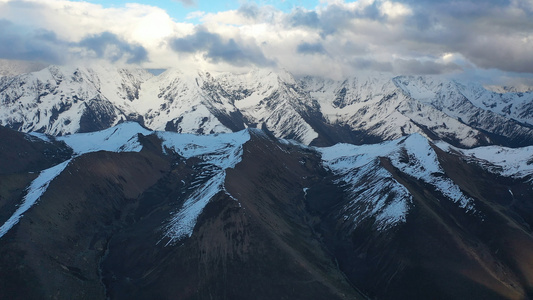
[435,141,533,181]
[2,122,252,241]
[318,133,476,231]
[55,121,152,155]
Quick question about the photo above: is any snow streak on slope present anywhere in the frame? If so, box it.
[0,159,71,239]
[318,134,475,231]
[157,130,250,244]
[56,122,151,155]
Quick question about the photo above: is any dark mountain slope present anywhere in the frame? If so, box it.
[0,126,71,175]
[0,138,171,299]
[101,131,364,300]
[306,141,533,299]
[1,124,533,299]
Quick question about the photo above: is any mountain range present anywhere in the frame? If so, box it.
[1,65,533,299]
[1,65,533,148]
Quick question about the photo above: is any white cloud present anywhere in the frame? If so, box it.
[379,1,411,20]
[0,0,531,85]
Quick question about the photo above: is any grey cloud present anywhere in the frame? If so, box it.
[370,0,533,74]
[173,0,196,7]
[169,29,275,67]
[352,58,393,72]
[238,3,259,19]
[296,42,326,55]
[0,19,148,65]
[287,4,388,38]
[287,6,353,37]
[288,9,320,28]
[317,5,356,36]
[0,19,64,63]
[399,0,510,10]
[34,29,60,42]
[78,32,148,64]
[394,59,462,75]
[342,41,369,55]
[461,38,533,74]
[356,1,383,20]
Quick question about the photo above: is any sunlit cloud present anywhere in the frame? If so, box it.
[0,0,531,85]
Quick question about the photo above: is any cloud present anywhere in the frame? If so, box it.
[238,3,260,19]
[174,0,196,7]
[288,8,320,28]
[296,42,327,55]
[352,58,394,72]
[169,28,275,67]
[78,32,148,64]
[0,19,148,65]
[394,59,462,75]
[391,0,533,73]
[0,0,532,85]
[0,19,64,63]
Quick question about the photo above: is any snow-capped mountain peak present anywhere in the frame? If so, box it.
[2,65,533,148]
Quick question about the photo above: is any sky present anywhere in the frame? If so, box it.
[0,0,532,86]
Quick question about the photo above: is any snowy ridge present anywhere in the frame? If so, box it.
[435,141,533,180]
[158,129,250,244]
[302,74,533,147]
[301,75,488,147]
[394,76,533,145]
[318,134,475,231]
[0,159,71,239]
[6,122,250,243]
[221,69,319,144]
[57,121,151,155]
[456,81,533,126]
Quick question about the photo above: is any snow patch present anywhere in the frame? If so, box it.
[163,172,225,245]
